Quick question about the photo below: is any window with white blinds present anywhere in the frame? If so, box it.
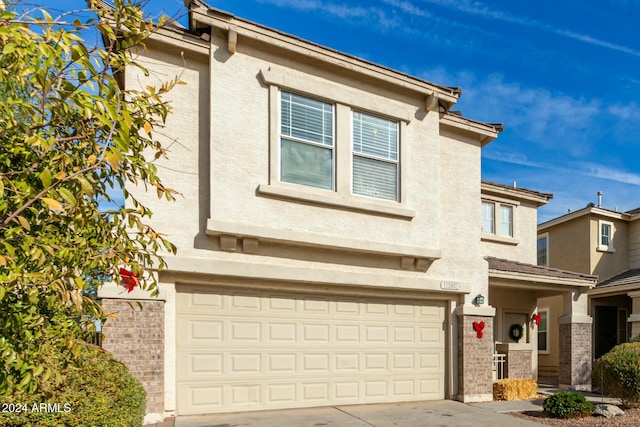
[482,201,515,238]
[352,111,398,201]
[499,205,513,237]
[481,202,494,233]
[280,91,334,190]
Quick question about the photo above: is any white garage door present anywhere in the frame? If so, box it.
[176,286,446,415]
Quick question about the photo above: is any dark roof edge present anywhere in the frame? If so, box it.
[486,256,598,282]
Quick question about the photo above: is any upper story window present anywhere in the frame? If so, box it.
[352,111,399,201]
[277,90,402,203]
[598,220,615,252]
[260,68,415,218]
[537,234,548,266]
[482,201,495,233]
[280,92,334,190]
[482,201,514,237]
[499,205,513,237]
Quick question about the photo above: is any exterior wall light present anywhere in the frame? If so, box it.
[473,294,485,306]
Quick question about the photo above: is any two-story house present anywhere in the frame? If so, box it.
[97,1,596,420]
[537,197,640,383]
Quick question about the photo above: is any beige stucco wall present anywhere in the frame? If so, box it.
[545,215,591,274]
[481,199,540,264]
[124,31,489,298]
[537,295,562,377]
[125,38,210,255]
[630,219,640,269]
[590,216,629,281]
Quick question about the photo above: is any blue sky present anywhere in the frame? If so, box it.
[41,0,640,223]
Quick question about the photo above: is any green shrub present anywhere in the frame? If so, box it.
[0,344,146,426]
[543,391,594,419]
[593,342,640,408]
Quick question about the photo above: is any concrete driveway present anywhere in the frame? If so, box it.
[175,400,545,427]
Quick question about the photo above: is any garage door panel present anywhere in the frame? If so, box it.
[420,325,445,345]
[177,287,446,415]
[335,324,359,342]
[178,318,224,344]
[267,322,296,342]
[268,295,297,312]
[393,326,416,343]
[302,382,329,401]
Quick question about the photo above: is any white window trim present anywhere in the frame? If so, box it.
[537,232,549,267]
[263,69,410,213]
[481,200,517,241]
[598,219,615,253]
[537,308,550,354]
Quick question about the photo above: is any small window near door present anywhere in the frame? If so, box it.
[538,310,549,352]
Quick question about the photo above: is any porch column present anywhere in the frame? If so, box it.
[455,304,496,402]
[627,291,640,338]
[558,290,592,390]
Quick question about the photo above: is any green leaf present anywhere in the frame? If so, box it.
[76,176,94,196]
[40,168,52,187]
[17,215,30,231]
[3,43,16,54]
[33,364,44,377]
[18,373,31,388]
[59,188,77,205]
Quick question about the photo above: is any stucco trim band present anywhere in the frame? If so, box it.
[206,218,437,260]
[165,256,469,294]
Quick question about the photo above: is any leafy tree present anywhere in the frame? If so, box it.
[0,0,179,395]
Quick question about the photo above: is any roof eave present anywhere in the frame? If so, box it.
[489,270,596,289]
[184,1,461,106]
[440,114,502,145]
[481,181,553,206]
[538,206,632,231]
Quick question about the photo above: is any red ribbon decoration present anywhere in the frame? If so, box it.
[532,313,541,326]
[472,321,485,338]
[119,268,138,293]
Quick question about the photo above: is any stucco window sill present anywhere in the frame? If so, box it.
[257,183,416,219]
[596,246,615,253]
[481,233,519,246]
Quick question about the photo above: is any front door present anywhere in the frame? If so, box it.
[594,306,617,359]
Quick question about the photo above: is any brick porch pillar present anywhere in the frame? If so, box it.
[98,284,167,422]
[558,290,592,390]
[456,304,496,402]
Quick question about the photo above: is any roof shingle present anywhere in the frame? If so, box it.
[486,257,597,282]
[597,269,640,287]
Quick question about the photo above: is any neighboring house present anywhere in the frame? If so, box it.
[97,1,595,420]
[537,199,640,383]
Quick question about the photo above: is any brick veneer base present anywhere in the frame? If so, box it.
[559,322,592,388]
[458,315,494,401]
[506,350,532,379]
[101,299,165,414]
